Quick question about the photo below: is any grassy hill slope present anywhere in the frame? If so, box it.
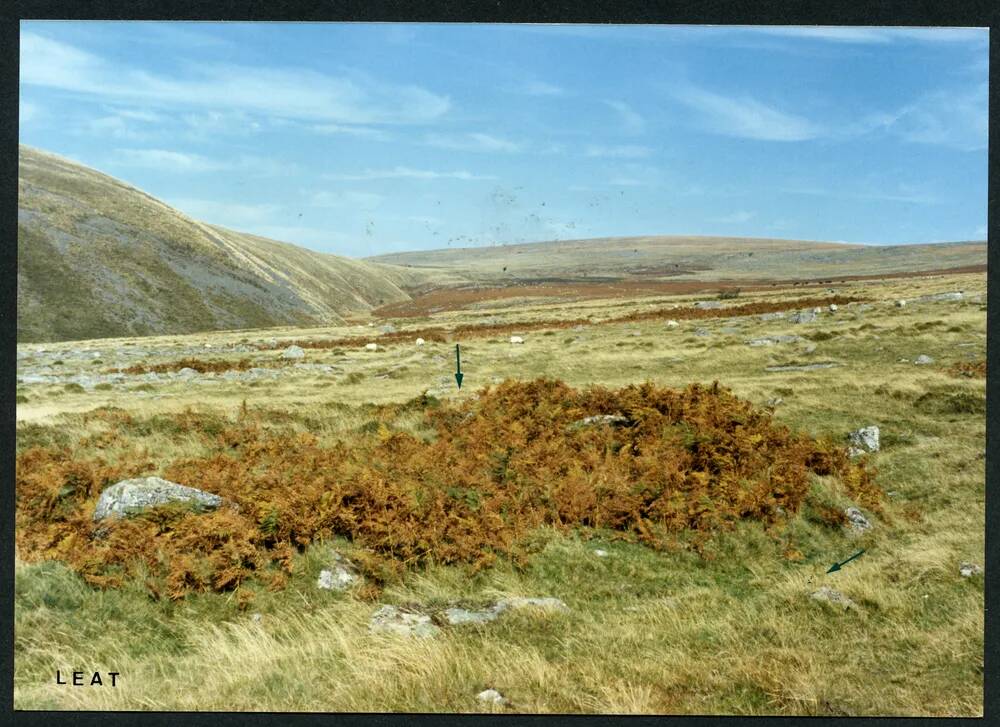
[17,146,455,343]
[368,234,987,284]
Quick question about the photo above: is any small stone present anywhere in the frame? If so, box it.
[476,689,507,707]
[365,343,378,351]
[440,607,500,626]
[282,345,305,359]
[316,557,360,590]
[693,328,710,337]
[665,320,679,328]
[380,324,397,334]
[844,506,872,535]
[593,549,609,557]
[829,304,838,312]
[960,562,983,578]
[811,586,858,610]
[415,338,425,346]
[914,354,934,365]
[790,309,817,324]
[694,301,722,309]
[369,605,439,638]
[895,299,907,308]
[847,426,880,454]
[251,613,262,623]
[509,336,524,344]
[567,414,629,431]
[766,397,783,407]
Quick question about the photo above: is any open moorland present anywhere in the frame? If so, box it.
[15,264,985,715]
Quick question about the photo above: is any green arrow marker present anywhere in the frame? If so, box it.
[454,343,464,389]
[827,549,865,574]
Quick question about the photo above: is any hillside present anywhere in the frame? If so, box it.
[368,234,987,284]
[16,146,457,343]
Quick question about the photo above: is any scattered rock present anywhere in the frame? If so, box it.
[567,414,629,431]
[281,345,305,360]
[847,426,880,454]
[960,562,983,578]
[593,549,609,557]
[765,397,783,407]
[764,362,837,372]
[747,335,801,347]
[844,506,872,535]
[251,613,262,623]
[509,336,524,344]
[476,689,507,707]
[693,328,711,337]
[914,354,934,365]
[895,299,907,308]
[801,343,818,354]
[494,596,569,613]
[829,304,838,312]
[368,605,440,638]
[380,324,398,334]
[916,291,963,303]
[415,337,425,346]
[790,309,817,324]
[316,553,360,591]
[440,607,501,626]
[811,586,858,610]
[759,312,785,321]
[694,300,722,309]
[93,476,222,521]
[365,343,378,351]
[665,320,679,328]
[177,367,199,378]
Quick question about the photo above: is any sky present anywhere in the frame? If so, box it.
[18,22,989,257]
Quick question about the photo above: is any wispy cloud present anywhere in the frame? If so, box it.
[885,83,987,151]
[585,144,651,159]
[20,33,450,125]
[519,79,567,96]
[670,83,822,141]
[311,123,393,141]
[424,132,523,153]
[737,26,988,45]
[715,210,756,224]
[323,166,497,181]
[604,100,645,134]
[112,148,294,175]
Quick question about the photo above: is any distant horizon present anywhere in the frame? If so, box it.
[19,22,988,256]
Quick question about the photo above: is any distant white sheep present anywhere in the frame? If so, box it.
[510,336,524,344]
[365,343,378,351]
[829,304,838,312]
[666,320,679,328]
[415,338,425,346]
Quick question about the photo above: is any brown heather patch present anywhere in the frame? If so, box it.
[15,379,879,599]
[267,295,865,351]
[112,357,264,375]
[948,360,986,379]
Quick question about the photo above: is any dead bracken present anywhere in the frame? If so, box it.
[16,378,880,599]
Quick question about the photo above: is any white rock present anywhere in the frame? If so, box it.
[895,299,907,308]
[93,476,222,521]
[960,562,983,577]
[317,557,360,590]
[844,506,872,535]
[666,320,679,328]
[415,338,425,346]
[811,586,857,610]
[847,426,879,454]
[281,345,305,360]
[593,549,609,557]
[365,343,378,351]
[509,336,524,344]
[369,605,439,638]
[829,304,838,312]
[914,354,934,365]
[476,689,507,706]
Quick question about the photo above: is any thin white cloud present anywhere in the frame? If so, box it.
[112,148,294,176]
[740,26,987,45]
[670,83,822,141]
[20,33,450,125]
[715,210,756,224]
[311,124,392,141]
[424,132,523,153]
[886,83,987,151]
[604,100,645,133]
[323,166,497,181]
[520,79,567,96]
[585,144,652,159]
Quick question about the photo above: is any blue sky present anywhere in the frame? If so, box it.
[19,22,988,257]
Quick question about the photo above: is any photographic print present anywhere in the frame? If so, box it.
[14,20,987,715]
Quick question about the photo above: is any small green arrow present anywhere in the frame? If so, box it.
[454,343,464,389]
[827,549,865,574]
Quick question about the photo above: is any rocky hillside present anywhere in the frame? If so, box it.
[17,146,453,343]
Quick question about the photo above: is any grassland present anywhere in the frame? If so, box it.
[14,269,985,715]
